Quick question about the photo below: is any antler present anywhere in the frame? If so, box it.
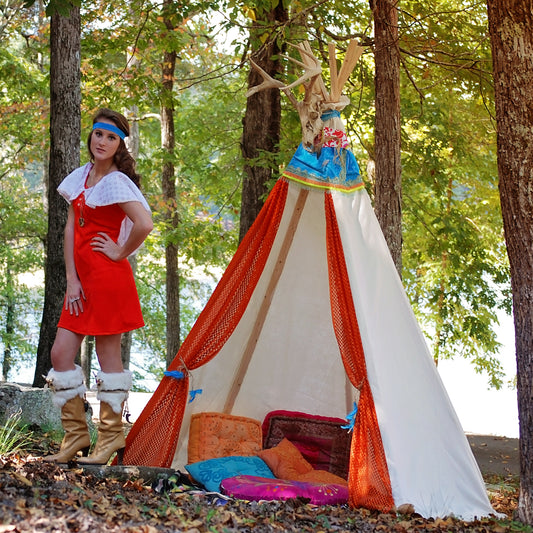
[245,40,364,151]
[245,60,286,97]
[246,47,322,100]
[246,44,325,150]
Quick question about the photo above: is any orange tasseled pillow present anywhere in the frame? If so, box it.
[258,437,313,479]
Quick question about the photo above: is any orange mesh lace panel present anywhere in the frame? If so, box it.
[121,376,189,466]
[122,179,289,467]
[324,192,394,512]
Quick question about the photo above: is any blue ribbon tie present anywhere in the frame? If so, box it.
[341,402,358,431]
[164,370,185,380]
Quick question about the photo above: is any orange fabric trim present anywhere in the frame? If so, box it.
[324,192,394,512]
[122,179,289,467]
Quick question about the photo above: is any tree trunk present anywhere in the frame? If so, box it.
[33,8,81,387]
[487,0,533,524]
[371,0,402,275]
[239,3,288,242]
[121,104,141,371]
[161,43,180,367]
[2,262,14,380]
[80,336,93,385]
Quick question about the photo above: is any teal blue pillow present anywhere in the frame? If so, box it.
[185,456,275,492]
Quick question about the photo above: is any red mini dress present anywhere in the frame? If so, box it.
[57,164,151,336]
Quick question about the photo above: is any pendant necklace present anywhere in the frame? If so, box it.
[79,187,97,227]
[79,196,87,227]
[79,166,97,227]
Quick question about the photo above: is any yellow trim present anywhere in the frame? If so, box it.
[282,171,365,193]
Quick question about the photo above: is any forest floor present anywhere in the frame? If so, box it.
[0,433,527,533]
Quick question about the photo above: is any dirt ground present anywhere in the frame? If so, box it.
[467,434,520,477]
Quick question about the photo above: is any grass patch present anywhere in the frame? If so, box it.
[0,410,34,455]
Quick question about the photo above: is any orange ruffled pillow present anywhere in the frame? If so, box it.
[258,438,347,486]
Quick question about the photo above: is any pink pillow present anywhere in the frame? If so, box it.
[221,475,348,505]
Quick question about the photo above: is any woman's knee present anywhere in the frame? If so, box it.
[50,329,82,371]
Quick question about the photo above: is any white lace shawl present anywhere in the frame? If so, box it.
[57,163,151,250]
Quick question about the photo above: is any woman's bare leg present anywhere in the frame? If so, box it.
[94,334,123,373]
[50,328,84,371]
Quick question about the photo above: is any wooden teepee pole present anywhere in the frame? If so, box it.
[330,40,364,102]
[224,189,310,414]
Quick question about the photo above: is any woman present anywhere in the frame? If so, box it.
[44,108,153,465]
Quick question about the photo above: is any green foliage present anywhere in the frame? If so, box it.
[0,171,46,379]
[395,0,510,385]
[23,0,82,17]
[0,411,34,456]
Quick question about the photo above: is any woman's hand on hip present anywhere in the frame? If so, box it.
[90,232,124,261]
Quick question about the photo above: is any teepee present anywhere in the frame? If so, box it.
[122,41,496,520]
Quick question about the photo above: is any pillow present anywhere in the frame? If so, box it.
[185,456,275,492]
[262,410,351,479]
[258,437,312,479]
[293,469,348,487]
[221,475,349,506]
[188,412,263,464]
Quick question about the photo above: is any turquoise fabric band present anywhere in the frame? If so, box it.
[320,110,341,121]
[93,122,127,139]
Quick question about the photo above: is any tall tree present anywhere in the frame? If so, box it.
[371,0,402,274]
[33,4,81,387]
[239,1,288,242]
[487,0,533,524]
[160,0,180,367]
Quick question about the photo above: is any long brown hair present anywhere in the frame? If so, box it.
[87,108,141,188]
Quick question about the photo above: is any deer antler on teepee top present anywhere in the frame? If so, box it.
[246,44,322,101]
[246,40,364,150]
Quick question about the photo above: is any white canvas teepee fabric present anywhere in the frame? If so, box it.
[122,41,497,520]
[167,177,494,519]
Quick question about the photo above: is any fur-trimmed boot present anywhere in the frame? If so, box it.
[43,365,90,463]
[77,370,132,465]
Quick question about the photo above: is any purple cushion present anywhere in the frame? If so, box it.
[220,475,349,505]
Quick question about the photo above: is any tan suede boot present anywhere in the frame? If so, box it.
[43,366,90,463]
[78,370,132,466]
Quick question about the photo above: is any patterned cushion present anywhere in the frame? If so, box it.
[185,456,275,493]
[221,475,349,505]
[187,412,263,464]
[262,410,351,479]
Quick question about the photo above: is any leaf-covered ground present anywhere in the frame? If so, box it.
[0,453,526,533]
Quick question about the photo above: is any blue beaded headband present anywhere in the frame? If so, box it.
[92,122,128,139]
